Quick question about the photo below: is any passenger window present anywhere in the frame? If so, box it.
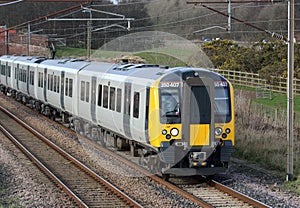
[98,84,102,106]
[54,75,57,92]
[69,78,73,97]
[56,76,60,93]
[48,74,50,90]
[38,72,42,87]
[109,87,115,111]
[116,88,122,113]
[133,92,140,118]
[1,65,5,75]
[65,78,68,96]
[50,75,54,91]
[86,82,90,102]
[103,85,108,108]
[7,66,11,77]
[80,81,85,101]
[30,71,34,85]
[124,84,131,116]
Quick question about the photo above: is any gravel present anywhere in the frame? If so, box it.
[0,134,78,207]
[216,159,300,208]
[0,94,300,207]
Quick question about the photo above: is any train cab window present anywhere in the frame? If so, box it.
[109,87,115,111]
[214,87,231,123]
[116,88,122,113]
[159,88,181,124]
[81,81,85,101]
[86,82,90,102]
[103,85,109,108]
[98,84,102,106]
[133,92,140,118]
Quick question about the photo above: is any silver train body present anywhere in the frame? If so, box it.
[0,55,235,177]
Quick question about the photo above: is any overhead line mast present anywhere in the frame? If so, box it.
[186,0,286,40]
[0,2,89,34]
[188,0,295,181]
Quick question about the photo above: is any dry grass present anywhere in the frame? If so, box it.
[234,89,300,175]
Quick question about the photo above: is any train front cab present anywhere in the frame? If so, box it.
[148,70,234,176]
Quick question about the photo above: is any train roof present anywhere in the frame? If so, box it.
[81,61,168,80]
[0,55,227,82]
[82,61,227,82]
[38,58,90,70]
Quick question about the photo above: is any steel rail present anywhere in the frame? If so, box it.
[0,105,143,208]
[208,180,272,208]
[71,127,273,208]
[0,112,89,208]
[0,95,272,207]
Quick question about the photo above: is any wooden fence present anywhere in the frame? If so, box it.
[212,69,300,95]
[214,69,300,126]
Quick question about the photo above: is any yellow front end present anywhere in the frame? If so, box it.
[148,81,182,147]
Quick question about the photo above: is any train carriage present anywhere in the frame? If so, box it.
[0,55,234,177]
[0,55,16,92]
[36,59,89,117]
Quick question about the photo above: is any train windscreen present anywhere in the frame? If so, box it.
[214,86,231,123]
[160,88,181,124]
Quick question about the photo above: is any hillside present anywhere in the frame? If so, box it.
[0,0,299,45]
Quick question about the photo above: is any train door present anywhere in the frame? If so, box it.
[5,62,8,86]
[26,65,30,95]
[123,82,132,138]
[43,68,47,102]
[16,64,19,90]
[91,77,97,123]
[60,71,65,110]
[181,77,215,147]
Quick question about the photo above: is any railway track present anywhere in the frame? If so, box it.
[0,95,271,208]
[86,139,271,208]
[0,106,142,208]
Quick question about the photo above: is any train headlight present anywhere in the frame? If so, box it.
[170,128,179,136]
[225,128,231,134]
[214,127,222,136]
[166,134,171,140]
[162,129,167,135]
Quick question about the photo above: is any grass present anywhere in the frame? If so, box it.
[135,52,188,67]
[55,46,191,68]
[55,47,88,58]
[255,93,300,112]
[284,179,300,194]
